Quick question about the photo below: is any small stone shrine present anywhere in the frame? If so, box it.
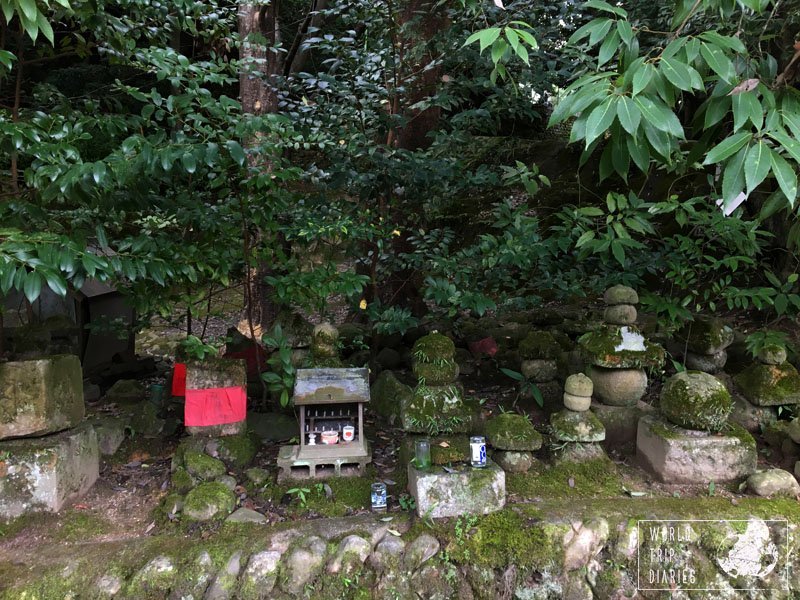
[550,373,606,457]
[0,355,99,518]
[637,371,757,483]
[307,322,343,368]
[184,357,248,437]
[486,413,543,473]
[277,368,372,481]
[673,316,734,374]
[734,344,800,407]
[517,330,563,410]
[580,286,664,443]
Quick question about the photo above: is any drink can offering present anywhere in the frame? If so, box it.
[470,436,486,468]
[371,482,387,512]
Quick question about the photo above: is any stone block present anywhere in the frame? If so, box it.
[407,459,505,519]
[587,366,647,407]
[0,355,84,439]
[0,421,99,519]
[91,415,129,455]
[592,401,653,445]
[729,395,777,433]
[734,362,800,406]
[636,415,756,483]
[185,357,247,390]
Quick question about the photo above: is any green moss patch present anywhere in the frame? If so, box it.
[412,333,456,362]
[184,450,226,481]
[57,511,112,542]
[518,331,561,360]
[430,436,469,465]
[734,362,800,406]
[412,360,459,385]
[677,317,734,355]
[485,413,542,451]
[660,371,732,432]
[578,326,665,369]
[508,456,622,499]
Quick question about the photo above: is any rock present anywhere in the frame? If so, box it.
[211,433,259,469]
[245,467,270,487]
[734,362,800,406]
[550,410,605,442]
[520,359,558,382]
[376,347,403,371]
[518,331,562,360]
[788,419,800,444]
[216,475,237,490]
[183,482,236,521]
[94,574,123,597]
[185,450,227,480]
[185,357,247,436]
[327,535,372,574]
[129,401,165,437]
[91,415,128,455]
[660,371,732,432]
[404,534,440,570]
[104,378,145,403]
[757,345,787,365]
[311,323,339,359]
[413,359,459,385]
[485,413,543,451]
[204,552,241,600]
[563,518,609,571]
[677,317,734,355]
[562,572,594,599]
[592,401,653,445]
[603,304,637,325]
[603,285,638,305]
[0,355,85,439]
[170,551,214,599]
[0,421,99,519]
[247,412,297,442]
[371,370,414,424]
[400,384,479,434]
[587,366,647,407]
[408,459,505,519]
[729,395,777,433]
[636,415,756,483]
[564,373,593,397]
[412,332,456,362]
[171,467,196,494]
[747,469,800,497]
[226,507,267,524]
[369,535,406,571]
[84,383,101,403]
[685,350,728,373]
[580,326,665,369]
[563,392,591,412]
[283,536,327,595]
[239,550,281,599]
[128,556,175,596]
[493,450,534,473]
[553,442,608,463]
[429,435,469,465]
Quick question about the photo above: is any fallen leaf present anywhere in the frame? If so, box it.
[144,521,156,534]
[73,503,90,510]
[493,0,505,7]
[728,78,760,95]
[438,441,450,448]
[383,479,397,486]
[386,529,401,536]
[379,517,394,522]
[568,477,575,488]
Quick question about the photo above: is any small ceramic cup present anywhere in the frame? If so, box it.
[321,430,339,445]
[342,425,355,442]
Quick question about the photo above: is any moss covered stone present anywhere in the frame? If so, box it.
[412,360,459,385]
[660,371,732,432]
[171,467,196,494]
[520,359,557,382]
[401,384,477,434]
[518,331,561,360]
[485,413,542,451]
[370,370,413,423]
[677,316,734,355]
[412,333,456,363]
[215,434,259,469]
[184,450,226,481]
[550,410,605,442]
[564,373,593,397]
[579,326,665,369]
[757,344,787,365]
[183,482,236,521]
[734,362,800,406]
[430,436,469,465]
[603,285,638,305]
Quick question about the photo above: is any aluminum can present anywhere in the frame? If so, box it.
[371,482,387,512]
[470,436,487,468]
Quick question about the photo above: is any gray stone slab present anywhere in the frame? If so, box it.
[592,400,653,445]
[636,415,756,484]
[0,421,99,518]
[277,443,371,482]
[0,355,84,439]
[185,357,246,390]
[293,368,369,405]
[407,459,505,519]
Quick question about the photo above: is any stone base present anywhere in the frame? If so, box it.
[729,395,777,433]
[0,422,99,519]
[636,416,756,484]
[592,401,654,445]
[186,420,247,437]
[91,415,129,456]
[407,459,505,519]
[277,443,372,482]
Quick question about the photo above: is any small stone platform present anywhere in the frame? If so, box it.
[277,443,372,482]
[407,459,505,519]
[636,415,756,483]
[0,421,99,519]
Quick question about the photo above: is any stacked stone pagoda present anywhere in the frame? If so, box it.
[674,317,734,373]
[637,371,757,483]
[0,355,99,518]
[734,344,800,407]
[307,323,343,368]
[485,413,542,473]
[517,330,563,410]
[550,373,605,458]
[579,285,664,443]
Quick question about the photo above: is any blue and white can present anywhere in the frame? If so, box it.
[371,482,387,512]
[470,436,487,468]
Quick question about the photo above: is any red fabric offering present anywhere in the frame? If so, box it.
[184,386,247,427]
[468,336,498,357]
[172,363,187,396]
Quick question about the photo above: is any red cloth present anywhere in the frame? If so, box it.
[172,363,187,396]
[224,345,268,378]
[184,386,247,427]
[468,336,498,357]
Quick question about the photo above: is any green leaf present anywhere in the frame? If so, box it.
[44,271,67,297]
[643,120,672,160]
[23,270,42,303]
[732,92,762,131]
[626,135,650,172]
[611,239,626,266]
[702,132,752,164]
[631,63,655,96]
[36,11,54,45]
[226,140,246,166]
[699,42,734,83]
[589,19,613,46]
[598,31,620,67]
[0,265,16,294]
[760,190,789,220]
[18,0,38,22]
[699,31,746,54]
[181,152,197,174]
[616,20,633,46]
[744,141,771,194]
[634,97,684,138]
[92,162,106,185]
[770,152,798,206]
[769,131,800,164]
[616,96,641,135]
[585,97,617,146]
[660,57,696,91]
[782,111,800,140]
[490,38,508,65]
[585,0,627,17]
[702,96,730,129]
[500,368,524,381]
